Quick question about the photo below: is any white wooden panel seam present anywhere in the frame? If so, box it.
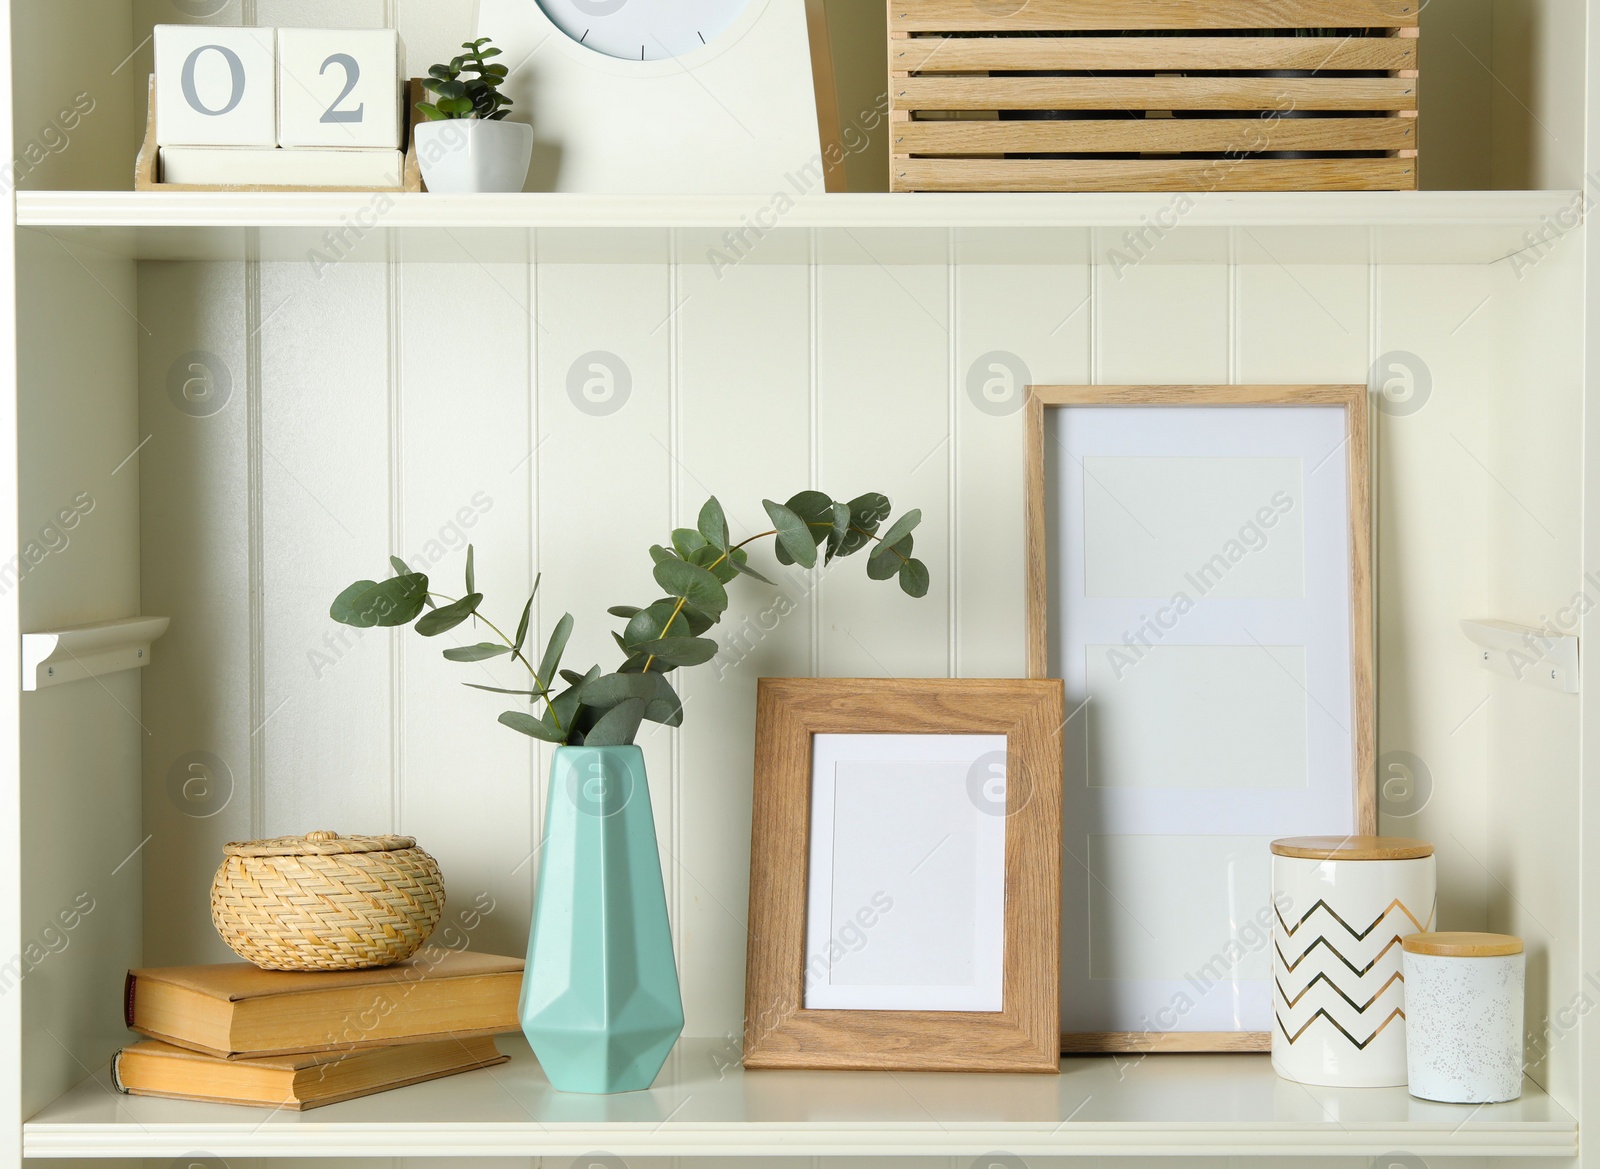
[527,259,543,920]
[947,242,958,677]
[387,260,405,835]
[1369,259,1381,799]
[245,249,265,840]
[669,247,683,970]
[809,237,821,677]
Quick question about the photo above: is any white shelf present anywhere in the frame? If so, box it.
[21,616,170,692]
[17,189,1576,265]
[23,1037,1577,1159]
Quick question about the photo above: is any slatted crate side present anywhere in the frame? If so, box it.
[891,35,1419,73]
[892,157,1419,193]
[888,0,1420,33]
[887,0,1420,193]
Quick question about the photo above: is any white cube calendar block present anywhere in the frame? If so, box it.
[155,25,278,147]
[278,28,403,149]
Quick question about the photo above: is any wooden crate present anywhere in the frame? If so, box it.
[889,0,1419,192]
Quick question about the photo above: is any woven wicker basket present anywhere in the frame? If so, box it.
[210,830,446,972]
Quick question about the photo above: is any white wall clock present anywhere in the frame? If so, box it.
[476,0,836,193]
[532,0,754,62]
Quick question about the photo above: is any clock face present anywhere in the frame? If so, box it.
[534,0,754,61]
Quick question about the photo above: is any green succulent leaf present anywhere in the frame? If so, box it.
[559,668,589,687]
[653,557,729,617]
[464,683,539,697]
[698,496,729,552]
[608,605,642,619]
[637,636,719,668]
[444,642,513,662]
[499,710,566,743]
[899,558,931,598]
[763,499,818,569]
[415,592,482,637]
[582,698,646,747]
[536,613,574,689]
[465,546,476,595]
[649,544,680,567]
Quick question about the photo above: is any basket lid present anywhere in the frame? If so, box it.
[1404,931,1524,958]
[223,830,417,857]
[1270,835,1435,861]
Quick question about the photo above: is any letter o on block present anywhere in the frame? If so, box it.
[155,24,278,146]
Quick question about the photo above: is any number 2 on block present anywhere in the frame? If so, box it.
[320,53,365,124]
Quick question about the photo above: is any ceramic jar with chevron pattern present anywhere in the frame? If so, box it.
[1270,836,1437,1087]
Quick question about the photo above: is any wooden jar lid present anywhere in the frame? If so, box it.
[1270,835,1435,860]
[1403,932,1524,958]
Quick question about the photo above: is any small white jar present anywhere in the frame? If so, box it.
[1403,932,1525,1103]
[1271,836,1436,1088]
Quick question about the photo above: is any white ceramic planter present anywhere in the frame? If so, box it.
[1270,836,1437,1088]
[414,118,533,194]
[1403,932,1525,1103]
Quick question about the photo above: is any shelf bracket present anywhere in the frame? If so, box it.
[1460,618,1578,694]
[22,616,171,692]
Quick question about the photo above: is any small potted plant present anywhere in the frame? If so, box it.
[331,491,928,1094]
[412,37,532,193]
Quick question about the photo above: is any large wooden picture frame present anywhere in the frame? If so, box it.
[1025,385,1375,1054]
[744,678,1065,1073]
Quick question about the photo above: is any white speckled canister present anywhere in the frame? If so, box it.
[1271,836,1436,1088]
[1403,932,1525,1103]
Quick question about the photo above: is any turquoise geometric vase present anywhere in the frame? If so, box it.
[520,745,684,1094]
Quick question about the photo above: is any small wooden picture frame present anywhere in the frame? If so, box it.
[743,677,1065,1073]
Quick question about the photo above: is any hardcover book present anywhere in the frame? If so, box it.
[125,950,523,1059]
[112,1036,507,1109]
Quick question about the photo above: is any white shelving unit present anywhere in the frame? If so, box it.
[20,616,168,691]
[23,1037,1579,1160]
[4,2,1597,1166]
[18,189,1577,265]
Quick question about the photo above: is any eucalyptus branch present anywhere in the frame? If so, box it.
[328,490,928,748]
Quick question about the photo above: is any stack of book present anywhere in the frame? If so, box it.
[113,950,523,1110]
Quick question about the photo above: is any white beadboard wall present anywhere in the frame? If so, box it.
[123,247,1570,1054]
